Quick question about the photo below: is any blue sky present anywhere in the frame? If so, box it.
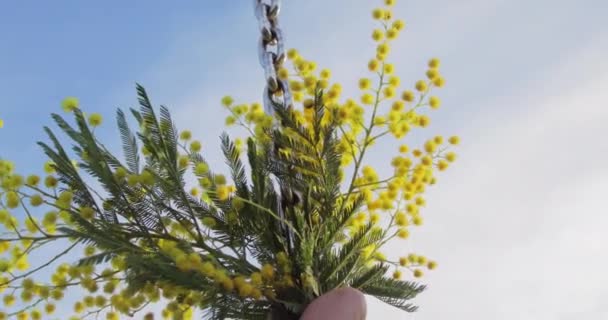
[2,0,608,319]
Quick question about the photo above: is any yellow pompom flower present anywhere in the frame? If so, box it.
[429,96,441,109]
[179,130,192,141]
[94,295,107,307]
[45,303,56,314]
[397,228,410,239]
[383,10,392,20]
[392,270,402,279]
[289,81,304,92]
[58,190,73,204]
[424,140,437,153]
[415,197,426,206]
[61,97,79,112]
[383,86,395,98]
[401,90,415,102]
[79,207,95,220]
[0,210,9,224]
[428,57,440,69]
[448,135,460,145]
[84,245,96,257]
[178,155,189,169]
[238,283,254,297]
[418,115,430,127]
[386,28,398,40]
[225,116,236,126]
[392,19,405,31]
[106,312,119,320]
[214,174,227,185]
[367,60,381,73]
[373,116,386,126]
[16,257,30,271]
[293,92,304,102]
[437,160,449,171]
[26,175,40,186]
[406,203,417,214]
[383,63,394,75]
[88,113,102,127]
[8,174,24,188]
[216,185,231,201]
[372,8,384,20]
[21,289,33,302]
[113,167,128,182]
[399,144,409,153]
[74,301,84,313]
[320,69,331,79]
[0,119,3,129]
[445,152,457,162]
[377,44,390,56]
[83,296,95,308]
[388,76,400,87]
[194,163,209,176]
[22,278,34,290]
[414,269,424,278]
[44,175,58,188]
[30,310,41,320]
[287,48,299,60]
[421,155,432,166]
[427,261,438,270]
[29,194,44,207]
[250,272,263,286]
[426,69,439,80]
[359,78,372,90]
[43,161,56,174]
[202,217,216,228]
[415,80,428,92]
[221,96,234,107]
[433,76,445,87]
[372,29,384,41]
[395,212,408,227]
[190,140,202,152]
[6,191,20,208]
[361,93,375,105]
[3,294,15,306]
[278,67,289,80]
[385,0,396,6]
[261,264,275,280]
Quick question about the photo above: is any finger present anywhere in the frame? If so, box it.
[300,287,367,320]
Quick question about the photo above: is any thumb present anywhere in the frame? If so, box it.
[300,287,367,320]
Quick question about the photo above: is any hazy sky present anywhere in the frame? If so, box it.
[1,0,607,319]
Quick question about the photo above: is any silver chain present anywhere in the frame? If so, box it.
[253,0,293,114]
[253,0,297,251]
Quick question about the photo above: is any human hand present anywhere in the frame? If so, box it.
[300,287,367,320]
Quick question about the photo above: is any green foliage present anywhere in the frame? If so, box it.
[32,83,424,318]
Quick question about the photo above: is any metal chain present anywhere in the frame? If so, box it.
[253,0,293,114]
[253,0,297,252]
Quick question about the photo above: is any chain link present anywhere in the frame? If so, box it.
[253,0,293,114]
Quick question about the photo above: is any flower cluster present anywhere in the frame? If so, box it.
[0,0,460,319]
